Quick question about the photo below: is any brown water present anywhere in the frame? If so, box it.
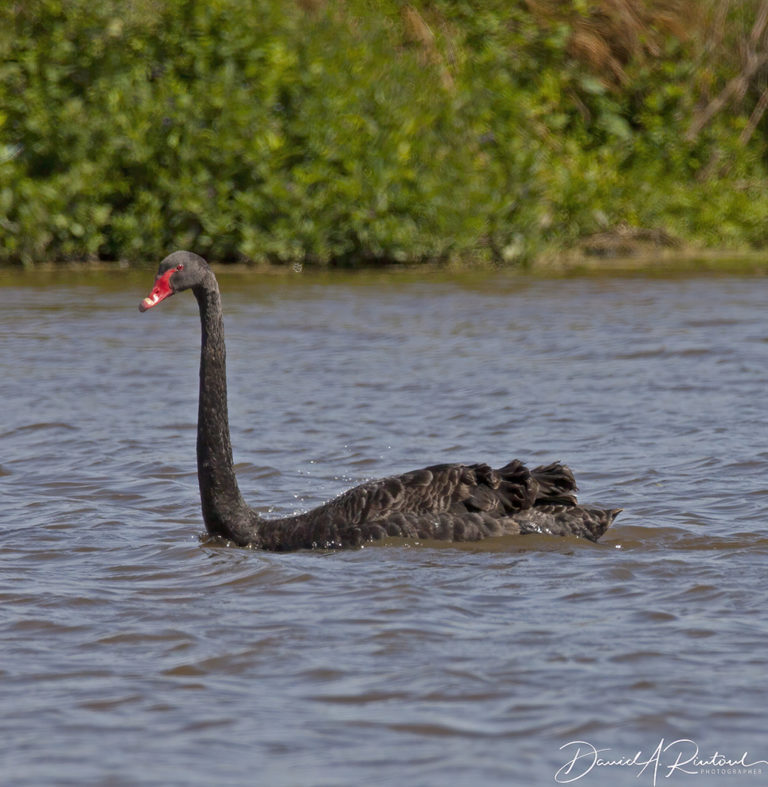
[2,268,768,786]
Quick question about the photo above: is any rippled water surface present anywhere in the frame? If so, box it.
[2,267,768,786]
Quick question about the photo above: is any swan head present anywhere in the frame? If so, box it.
[138,250,211,312]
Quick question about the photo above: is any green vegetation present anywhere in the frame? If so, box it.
[3,0,768,267]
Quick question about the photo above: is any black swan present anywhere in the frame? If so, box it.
[139,251,621,550]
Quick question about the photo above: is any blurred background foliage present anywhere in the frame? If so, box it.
[2,0,768,266]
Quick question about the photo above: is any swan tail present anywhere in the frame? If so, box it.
[513,504,621,542]
[581,506,622,541]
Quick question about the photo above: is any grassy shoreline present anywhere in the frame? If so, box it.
[3,244,768,279]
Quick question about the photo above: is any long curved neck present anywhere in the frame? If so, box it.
[194,276,250,540]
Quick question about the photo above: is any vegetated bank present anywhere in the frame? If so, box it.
[2,0,768,269]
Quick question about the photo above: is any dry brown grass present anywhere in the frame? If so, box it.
[525,0,699,86]
[401,4,454,89]
[522,0,768,144]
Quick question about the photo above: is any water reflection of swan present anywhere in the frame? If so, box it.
[139,251,621,550]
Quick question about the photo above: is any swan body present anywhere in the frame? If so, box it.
[139,251,620,550]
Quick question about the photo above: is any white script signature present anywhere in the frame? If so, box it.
[554,738,768,785]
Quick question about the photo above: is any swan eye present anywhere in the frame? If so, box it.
[176,263,184,271]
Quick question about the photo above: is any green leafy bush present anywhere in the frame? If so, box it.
[2,0,768,266]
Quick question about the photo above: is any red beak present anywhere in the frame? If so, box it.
[139,268,176,312]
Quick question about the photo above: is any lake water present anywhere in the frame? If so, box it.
[2,266,768,786]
